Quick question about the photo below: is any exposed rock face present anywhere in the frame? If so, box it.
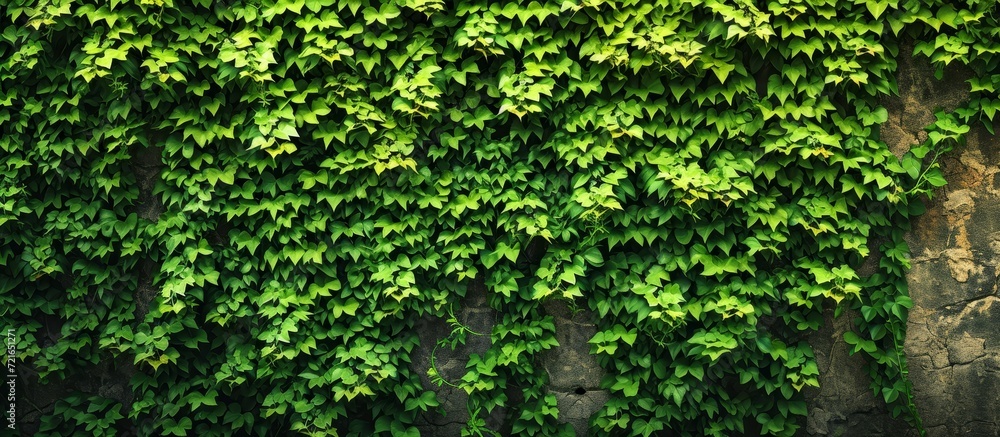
[412,281,504,436]
[903,131,1000,436]
[805,308,910,436]
[884,41,1000,436]
[411,287,608,435]
[802,38,998,437]
[539,300,608,436]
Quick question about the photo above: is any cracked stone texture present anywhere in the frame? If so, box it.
[883,39,1000,436]
[805,38,987,436]
[805,307,913,436]
[412,280,508,436]
[905,153,1000,435]
[540,300,607,435]
[412,288,610,436]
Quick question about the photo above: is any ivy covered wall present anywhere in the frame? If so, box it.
[1,0,999,436]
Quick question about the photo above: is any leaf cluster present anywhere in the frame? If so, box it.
[2,0,999,435]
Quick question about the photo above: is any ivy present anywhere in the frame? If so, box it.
[2,0,999,435]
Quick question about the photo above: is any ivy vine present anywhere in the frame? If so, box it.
[1,0,998,436]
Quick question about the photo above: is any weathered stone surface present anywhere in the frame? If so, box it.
[884,38,1000,437]
[540,300,604,392]
[412,293,610,436]
[412,281,505,436]
[805,308,911,436]
[880,40,970,160]
[804,37,990,437]
[906,152,1000,431]
[550,389,609,436]
[540,300,606,435]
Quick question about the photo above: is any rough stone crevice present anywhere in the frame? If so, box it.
[939,291,998,312]
[411,286,612,435]
[132,144,164,322]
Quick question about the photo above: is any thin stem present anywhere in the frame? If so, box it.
[889,315,925,436]
[428,342,461,389]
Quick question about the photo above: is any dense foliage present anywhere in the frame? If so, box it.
[1,0,998,435]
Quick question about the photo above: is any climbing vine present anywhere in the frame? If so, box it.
[1,0,998,435]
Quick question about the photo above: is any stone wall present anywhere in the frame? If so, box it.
[410,283,609,436]
[804,307,910,436]
[891,59,1000,437]
[19,40,1000,437]
[408,40,1000,436]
